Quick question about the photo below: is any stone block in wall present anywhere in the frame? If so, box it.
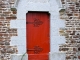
[59,28,69,36]
[71,0,77,2]
[78,56,80,59]
[11,8,17,11]
[67,13,73,16]
[66,56,71,59]
[7,29,17,33]
[6,16,17,20]
[59,9,65,15]
[73,13,79,16]
[11,54,28,60]
[76,28,80,30]
[0,17,5,19]
[13,11,17,14]
[49,52,66,60]
[0,40,10,45]
[60,15,68,20]
[59,9,69,20]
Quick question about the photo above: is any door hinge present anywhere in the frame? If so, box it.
[26,19,43,27]
[27,46,43,54]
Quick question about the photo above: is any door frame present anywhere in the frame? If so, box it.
[26,11,51,56]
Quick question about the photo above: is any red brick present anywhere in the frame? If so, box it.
[76,28,80,30]
[74,13,79,16]
[66,56,71,59]
[78,56,80,59]
[4,34,8,36]
[3,11,11,14]
[73,48,77,51]
[73,35,79,38]
[78,48,80,51]
[67,13,73,16]
[62,48,69,51]
[6,17,17,19]
[0,17,4,19]
[13,11,17,14]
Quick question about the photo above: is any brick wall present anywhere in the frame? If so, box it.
[0,0,17,60]
[59,0,80,60]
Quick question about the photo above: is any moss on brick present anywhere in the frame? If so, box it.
[11,8,17,11]
[59,9,65,12]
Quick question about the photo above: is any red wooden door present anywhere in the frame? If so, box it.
[26,12,50,60]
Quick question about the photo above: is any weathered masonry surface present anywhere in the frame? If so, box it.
[59,0,80,60]
[0,0,66,60]
[0,0,17,60]
[11,0,65,54]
